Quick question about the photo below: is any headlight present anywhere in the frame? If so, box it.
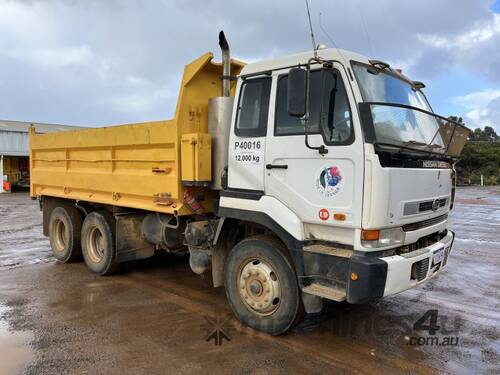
[361,227,405,248]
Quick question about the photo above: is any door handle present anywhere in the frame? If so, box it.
[266,164,288,170]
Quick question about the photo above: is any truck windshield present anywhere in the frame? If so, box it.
[353,63,432,111]
[353,62,469,157]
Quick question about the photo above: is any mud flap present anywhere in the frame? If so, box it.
[115,214,155,263]
[301,292,323,314]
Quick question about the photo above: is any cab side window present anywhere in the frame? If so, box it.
[235,77,271,137]
[275,70,353,144]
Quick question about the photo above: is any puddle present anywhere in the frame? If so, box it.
[0,303,33,375]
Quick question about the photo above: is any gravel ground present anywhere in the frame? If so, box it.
[0,194,52,269]
[0,187,498,375]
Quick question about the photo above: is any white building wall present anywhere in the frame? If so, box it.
[0,130,29,157]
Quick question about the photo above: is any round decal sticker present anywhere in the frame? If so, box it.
[316,166,343,197]
[318,208,330,221]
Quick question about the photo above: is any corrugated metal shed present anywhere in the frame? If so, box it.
[0,120,84,156]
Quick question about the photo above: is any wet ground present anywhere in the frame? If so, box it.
[0,187,498,374]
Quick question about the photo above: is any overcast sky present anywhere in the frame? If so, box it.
[1,0,499,131]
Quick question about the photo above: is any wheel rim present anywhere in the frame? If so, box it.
[238,258,281,316]
[53,219,68,253]
[86,226,105,264]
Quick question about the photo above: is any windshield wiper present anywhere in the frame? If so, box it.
[393,140,445,158]
[401,140,427,148]
[402,140,445,152]
[425,143,445,151]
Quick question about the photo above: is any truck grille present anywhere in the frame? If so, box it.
[403,198,448,215]
[396,230,448,255]
[402,214,448,232]
[411,257,429,281]
[418,198,447,212]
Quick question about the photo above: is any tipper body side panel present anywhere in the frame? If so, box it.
[29,53,244,215]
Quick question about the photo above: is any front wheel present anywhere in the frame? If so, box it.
[224,235,303,335]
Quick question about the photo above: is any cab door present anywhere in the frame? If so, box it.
[227,76,272,191]
[264,64,364,240]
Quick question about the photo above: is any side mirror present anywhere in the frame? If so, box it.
[287,68,307,117]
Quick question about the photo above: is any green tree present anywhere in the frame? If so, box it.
[455,142,500,185]
[468,126,499,142]
[448,115,464,124]
[448,120,499,185]
[483,126,499,142]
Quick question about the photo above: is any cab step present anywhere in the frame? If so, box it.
[302,283,346,302]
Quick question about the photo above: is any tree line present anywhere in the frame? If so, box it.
[449,118,499,185]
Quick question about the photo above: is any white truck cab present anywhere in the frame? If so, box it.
[210,46,469,333]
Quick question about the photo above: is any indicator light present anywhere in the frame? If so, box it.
[361,229,380,241]
[333,213,346,221]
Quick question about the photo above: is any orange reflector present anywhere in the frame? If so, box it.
[350,272,359,281]
[361,229,380,241]
[333,213,346,221]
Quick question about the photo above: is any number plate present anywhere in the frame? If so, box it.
[433,247,445,264]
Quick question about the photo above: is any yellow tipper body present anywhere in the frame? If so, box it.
[29,53,245,216]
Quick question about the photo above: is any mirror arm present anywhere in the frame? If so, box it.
[304,57,328,155]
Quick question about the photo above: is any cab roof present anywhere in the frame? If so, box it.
[239,48,370,76]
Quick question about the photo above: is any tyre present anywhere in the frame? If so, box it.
[81,211,118,275]
[224,235,304,335]
[48,206,83,263]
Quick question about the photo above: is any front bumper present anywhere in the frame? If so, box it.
[347,230,454,303]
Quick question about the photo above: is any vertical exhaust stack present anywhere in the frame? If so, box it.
[209,31,235,190]
[218,30,231,97]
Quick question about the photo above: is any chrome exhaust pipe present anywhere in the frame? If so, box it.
[218,30,231,97]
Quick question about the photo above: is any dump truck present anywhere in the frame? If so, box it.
[29,32,469,335]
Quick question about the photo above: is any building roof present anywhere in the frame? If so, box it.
[0,120,84,133]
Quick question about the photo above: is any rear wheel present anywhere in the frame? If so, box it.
[81,211,118,275]
[48,206,82,263]
[224,235,303,335]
